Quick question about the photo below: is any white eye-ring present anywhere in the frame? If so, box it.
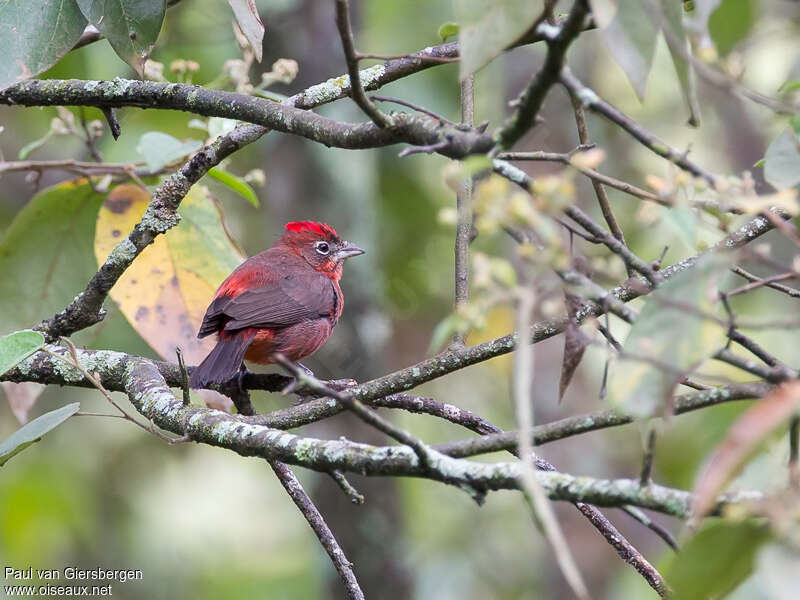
[315,241,331,255]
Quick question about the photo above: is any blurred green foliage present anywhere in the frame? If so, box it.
[0,1,799,599]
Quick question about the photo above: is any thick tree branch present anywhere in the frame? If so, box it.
[115,357,762,517]
[495,0,590,149]
[0,79,492,159]
[3,346,763,518]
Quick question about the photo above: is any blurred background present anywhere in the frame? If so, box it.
[0,1,798,598]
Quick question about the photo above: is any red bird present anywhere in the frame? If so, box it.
[189,221,364,388]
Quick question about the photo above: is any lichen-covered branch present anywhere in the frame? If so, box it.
[118,356,760,517]
[0,79,492,159]
[3,343,763,516]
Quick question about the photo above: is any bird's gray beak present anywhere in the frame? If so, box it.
[336,241,365,260]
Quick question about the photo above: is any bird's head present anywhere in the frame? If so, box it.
[281,221,364,277]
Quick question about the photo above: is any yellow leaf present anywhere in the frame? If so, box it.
[94,184,245,366]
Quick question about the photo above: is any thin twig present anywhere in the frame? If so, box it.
[564,204,663,286]
[330,470,365,505]
[53,339,175,442]
[731,266,800,298]
[79,107,103,162]
[0,159,159,176]
[268,460,365,600]
[560,67,719,185]
[790,416,800,487]
[453,75,474,345]
[175,347,191,406]
[370,95,457,125]
[569,94,629,272]
[620,506,679,551]
[726,271,798,297]
[274,355,439,471]
[334,0,389,127]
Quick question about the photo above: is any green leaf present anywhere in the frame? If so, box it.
[708,0,756,57]
[207,168,260,207]
[0,0,87,90]
[76,0,166,76]
[764,128,800,190]
[0,331,45,377]
[778,80,800,94]
[664,519,771,599]
[603,0,658,99]
[456,0,543,78]
[660,0,700,125]
[610,252,735,419]
[437,22,460,41]
[661,204,697,252]
[227,0,265,62]
[0,403,80,466]
[136,132,202,172]
[0,179,155,357]
[790,114,800,136]
[207,117,239,141]
[428,313,469,354]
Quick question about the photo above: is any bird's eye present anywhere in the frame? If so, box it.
[315,241,330,255]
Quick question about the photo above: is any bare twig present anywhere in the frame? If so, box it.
[790,416,800,487]
[731,266,800,299]
[268,460,365,600]
[53,339,175,443]
[175,347,191,406]
[78,108,103,162]
[620,506,679,551]
[274,355,441,474]
[370,95,457,126]
[560,68,718,185]
[330,470,365,505]
[569,95,629,265]
[564,204,663,286]
[453,75,474,345]
[0,159,159,177]
[726,271,798,297]
[334,0,389,127]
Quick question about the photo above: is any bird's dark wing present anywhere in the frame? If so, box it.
[198,271,335,336]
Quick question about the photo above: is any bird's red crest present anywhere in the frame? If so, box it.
[284,221,338,238]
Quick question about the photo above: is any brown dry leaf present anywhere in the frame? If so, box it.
[559,317,589,402]
[1,381,46,424]
[691,381,800,520]
[94,184,245,411]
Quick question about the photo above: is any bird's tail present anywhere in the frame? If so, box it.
[189,331,254,389]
